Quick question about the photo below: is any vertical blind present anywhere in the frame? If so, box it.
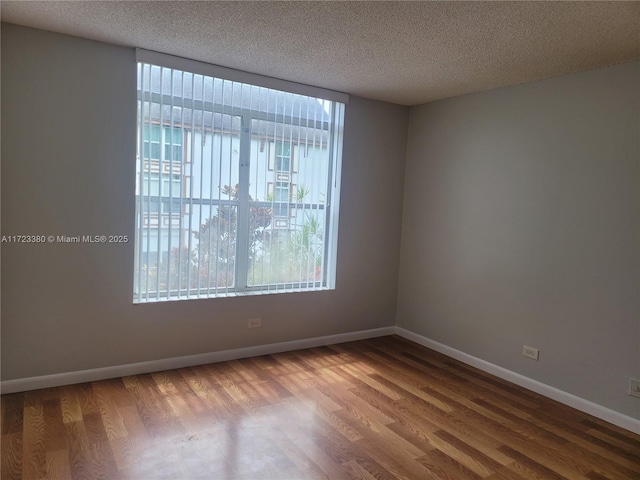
[134,53,346,302]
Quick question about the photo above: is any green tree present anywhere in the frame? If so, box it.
[193,184,272,288]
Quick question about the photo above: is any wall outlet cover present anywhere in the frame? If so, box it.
[248,318,262,328]
[522,345,539,361]
[629,378,640,398]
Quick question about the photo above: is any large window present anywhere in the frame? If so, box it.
[134,52,346,302]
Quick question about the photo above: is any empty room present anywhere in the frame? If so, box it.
[1,1,639,479]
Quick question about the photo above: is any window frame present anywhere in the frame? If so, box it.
[134,50,347,303]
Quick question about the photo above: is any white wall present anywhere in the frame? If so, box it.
[1,24,408,380]
[398,61,640,419]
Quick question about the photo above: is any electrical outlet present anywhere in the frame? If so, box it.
[248,318,262,328]
[522,345,539,361]
[629,378,640,399]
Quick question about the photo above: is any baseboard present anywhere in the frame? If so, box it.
[1,326,396,395]
[395,327,640,435]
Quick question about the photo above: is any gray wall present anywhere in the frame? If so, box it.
[1,24,408,380]
[398,61,640,418]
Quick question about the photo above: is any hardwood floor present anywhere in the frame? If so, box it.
[2,335,639,479]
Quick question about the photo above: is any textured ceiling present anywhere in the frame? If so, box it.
[2,1,639,106]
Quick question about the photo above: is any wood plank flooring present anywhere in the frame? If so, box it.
[2,335,639,479]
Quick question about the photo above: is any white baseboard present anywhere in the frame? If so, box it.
[1,326,396,395]
[395,327,640,435]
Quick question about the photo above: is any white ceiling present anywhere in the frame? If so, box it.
[2,1,639,106]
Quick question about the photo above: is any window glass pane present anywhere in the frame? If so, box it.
[142,173,159,195]
[149,125,161,142]
[275,182,289,202]
[164,127,183,161]
[247,118,332,289]
[151,143,161,159]
[142,125,162,160]
[142,199,160,213]
[275,142,291,172]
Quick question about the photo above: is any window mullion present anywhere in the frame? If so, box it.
[235,114,252,292]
